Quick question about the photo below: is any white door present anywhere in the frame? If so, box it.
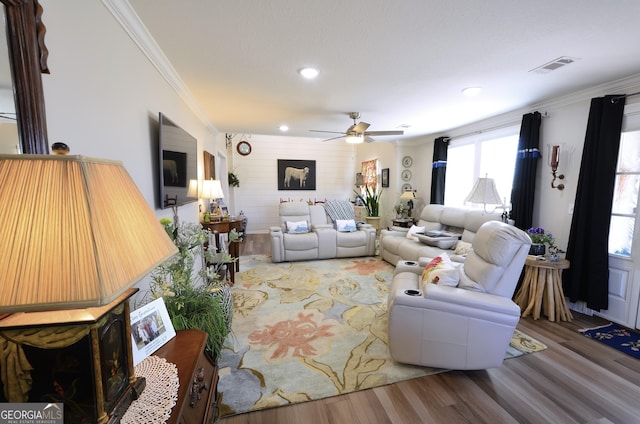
[596,109,640,329]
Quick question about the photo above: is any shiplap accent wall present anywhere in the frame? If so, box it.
[229,134,357,233]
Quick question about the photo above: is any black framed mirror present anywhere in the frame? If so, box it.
[1,0,49,154]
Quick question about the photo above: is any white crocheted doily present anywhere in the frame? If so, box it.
[121,356,179,424]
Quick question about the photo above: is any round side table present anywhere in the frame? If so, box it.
[513,257,573,322]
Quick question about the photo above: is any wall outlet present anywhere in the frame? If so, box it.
[568,203,574,214]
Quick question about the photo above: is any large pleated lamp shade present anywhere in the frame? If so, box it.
[464,175,503,213]
[0,154,178,313]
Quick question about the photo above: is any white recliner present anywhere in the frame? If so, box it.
[387,221,531,370]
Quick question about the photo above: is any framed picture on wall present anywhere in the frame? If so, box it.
[204,150,215,180]
[381,168,389,187]
[277,159,316,190]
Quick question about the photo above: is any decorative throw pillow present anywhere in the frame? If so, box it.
[336,219,357,232]
[286,220,310,234]
[406,225,425,241]
[454,240,473,256]
[421,252,460,287]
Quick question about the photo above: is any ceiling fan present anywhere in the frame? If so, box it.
[310,112,404,143]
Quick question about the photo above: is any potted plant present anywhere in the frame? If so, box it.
[141,218,238,358]
[228,171,240,187]
[354,185,382,217]
[526,227,554,256]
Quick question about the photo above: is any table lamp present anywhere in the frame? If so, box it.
[201,179,224,217]
[0,154,177,423]
[400,190,418,217]
[464,174,503,214]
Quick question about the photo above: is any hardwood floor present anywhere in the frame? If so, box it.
[226,234,640,424]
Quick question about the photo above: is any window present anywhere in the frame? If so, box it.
[444,129,519,207]
[609,129,640,257]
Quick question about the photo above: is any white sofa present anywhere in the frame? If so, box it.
[270,201,376,263]
[387,221,531,370]
[379,204,504,265]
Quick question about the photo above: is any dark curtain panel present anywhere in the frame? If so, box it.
[563,95,626,311]
[510,112,542,230]
[430,137,449,204]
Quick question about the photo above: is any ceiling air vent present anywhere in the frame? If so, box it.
[530,56,579,74]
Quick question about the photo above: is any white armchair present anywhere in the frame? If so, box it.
[387,221,531,370]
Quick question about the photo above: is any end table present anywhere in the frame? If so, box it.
[514,256,572,322]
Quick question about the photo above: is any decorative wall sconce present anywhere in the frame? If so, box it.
[550,145,565,190]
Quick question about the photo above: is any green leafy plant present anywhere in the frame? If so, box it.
[354,185,382,217]
[228,171,240,187]
[142,219,241,358]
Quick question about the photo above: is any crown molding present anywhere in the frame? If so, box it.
[101,0,218,134]
[421,73,640,143]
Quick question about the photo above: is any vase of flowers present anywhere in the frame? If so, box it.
[527,227,554,256]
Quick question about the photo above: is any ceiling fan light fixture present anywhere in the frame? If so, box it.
[298,67,319,79]
[346,133,364,144]
[279,124,289,132]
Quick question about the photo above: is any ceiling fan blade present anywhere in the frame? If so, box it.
[310,129,347,135]
[364,136,376,143]
[364,130,404,136]
[322,135,345,142]
[353,122,370,133]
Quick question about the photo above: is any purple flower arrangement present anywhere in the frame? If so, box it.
[527,227,554,245]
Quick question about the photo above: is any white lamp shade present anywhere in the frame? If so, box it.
[201,179,224,199]
[465,177,502,206]
[400,191,417,200]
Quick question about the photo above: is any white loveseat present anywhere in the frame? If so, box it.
[270,201,376,263]
[379,204,504,265]
[387,221,531,370]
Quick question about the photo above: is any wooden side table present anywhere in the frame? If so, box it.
[392,218,415,228]
[154,329,219,423]
[202,217,244,284]
[514,257,572,322]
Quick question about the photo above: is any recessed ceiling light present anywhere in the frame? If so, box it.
[279,125,289,132]
[298,67,319,79]
[462,87,482,96]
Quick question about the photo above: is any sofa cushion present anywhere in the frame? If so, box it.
[336,230,367,247]
[283,232,318,250]
[421,253,459,287]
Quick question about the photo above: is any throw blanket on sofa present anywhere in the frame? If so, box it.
[323,200,357,222]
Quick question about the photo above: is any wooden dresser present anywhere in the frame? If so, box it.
[154,329,219,423]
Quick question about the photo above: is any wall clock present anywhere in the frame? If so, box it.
[237,140,252,156]
[402,156,413,168]
[401,169,412,181]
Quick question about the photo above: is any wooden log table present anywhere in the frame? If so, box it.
[514,256,573,322]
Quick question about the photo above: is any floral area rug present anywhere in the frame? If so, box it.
[579,323,640,359]
[218,255,547,417]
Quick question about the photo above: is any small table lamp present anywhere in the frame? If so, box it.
[400,190,417,217]
[201,179,225,216]
[0,154,177,423]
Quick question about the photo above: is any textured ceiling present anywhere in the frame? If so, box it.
[128,0,640,142]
